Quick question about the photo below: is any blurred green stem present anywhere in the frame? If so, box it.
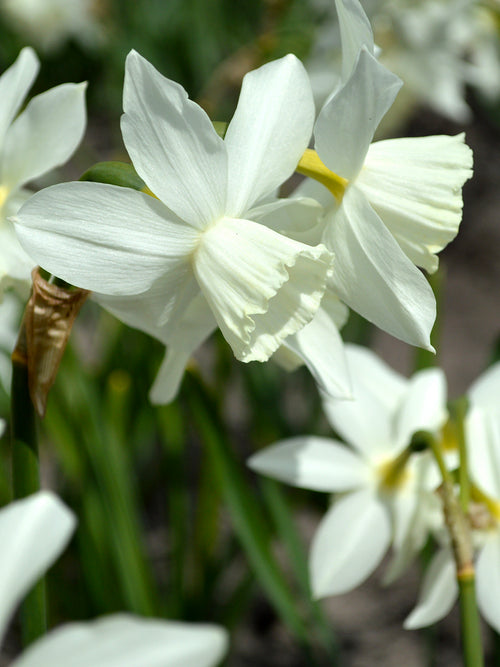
[10,323,46,644]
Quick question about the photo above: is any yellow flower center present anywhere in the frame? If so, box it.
[0,184,9,213]
[377,448,412,493]
[470,484,500,525]
[296,149,348,204]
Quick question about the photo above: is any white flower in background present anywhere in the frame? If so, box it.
[406,362,500,632]
[14,50,334,366]
[306,0,500,123]
[0,491,228,666]
[0,290,22,394]
[249,345,447,597]
[0,47,87,296]
[0,0,105,53]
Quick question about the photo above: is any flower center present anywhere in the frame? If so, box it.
[0,184,9,215]
[377,447,412,493]
[296,149,348,204]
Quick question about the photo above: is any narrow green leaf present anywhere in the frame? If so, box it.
[79,161,146,191]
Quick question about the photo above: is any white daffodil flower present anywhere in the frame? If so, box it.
[405,362,500,632]
[296,0,474,350]
[14,50,334,366]
[0,491,228,666]
[248,344,447,597]
[0,47,87,296]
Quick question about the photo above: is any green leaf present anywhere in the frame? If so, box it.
[79,161,146,191]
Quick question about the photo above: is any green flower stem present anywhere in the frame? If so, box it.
[10,322,46,645]
[450,397,470,513]
[427,433,484,667]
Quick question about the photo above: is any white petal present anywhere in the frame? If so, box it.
[468,362,500,411]
[13,182,199,295]
[321,345,406,459]
[0,47,39,149]
[1,82,86,190]
[314,49,402,181]
[193,216,333,362]
[334,0,374,81]
[224,55,314,217]
[404,548,457,629]
[476,533,500,633]
[467,408,500,500]
[395,368,448,448]
[122,50,227,229]
[310,489,390,597]
[0,218,34,293]
[356,134,473,272]
[149,295,217,404]
[248,437,370,492]
[249,197,323,242]
[12,616,228,667]
[281,294,351,399]
[0,492,75,643]
[324,186,436,349]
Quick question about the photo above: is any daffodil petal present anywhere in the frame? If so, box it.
[395,368,447,448]
[466,407,500,499]
[356,134,473,272]
[322,344,406,459]
[12,616,228,667]
[0,47,38,149]
[122,50,227,229]
[468,362,500,411]
[1,82,87,190]
[314,49,402,181]
[149,295,217,405]
[476,534,500,634]
[249,197,323,241]
[0,218,34,293]
[324,186,436,350]
[335,0,374,82]
[310,489,390,597]
[224,54,314,217]
[14,181,199,295]
[193,216,333,362]
[248,436,369,492]
[404,548,457,629]
[0,492,75,644]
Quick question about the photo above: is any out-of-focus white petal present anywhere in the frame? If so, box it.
[404,548,457,629]
[248,436,370,492]
[0,47,39,149]
[468,362,500,411]
[14,182,199,295]
[315,49,402,181]
[224,55,314,217]
[122,50,227,229]
[281,294,351,399]
[476,533,500,633]
[322,343,407,459]
[334,0,374,81]
[356,134,473,273]
[324,186,436,350]
[149,295,217,405]
[1,82,86,191]
[0,291,23,393]
[467,407,500,500]
[12,616,228,667]
[0,492,75,644]
[310,489,390,597]
[0,219,34,292]
[193,216,333,362]
[395,368,448,448]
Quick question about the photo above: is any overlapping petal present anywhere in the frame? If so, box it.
[314,49,402,181]
[467,407,500,500]
[0,47,39,149]
[14,182,200,295]
[1,82,87,190]
[193,216,333,362]
[324,186,436,350]
[12,616,228,667]
[248,436,370,492]
[224,55,314,217]
[122,50,227,229]
[0,492,75,644]
[356,134,473,272]
[310,489,390,597]
[334,0,374,82]
[404,548,457,629]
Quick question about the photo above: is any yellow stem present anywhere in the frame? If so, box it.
[296,149,348,203]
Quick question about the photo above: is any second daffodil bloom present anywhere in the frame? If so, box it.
[14,50,334,364]
[297,0,473,350]
[249,345,447,597]
[0,47,86,295]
